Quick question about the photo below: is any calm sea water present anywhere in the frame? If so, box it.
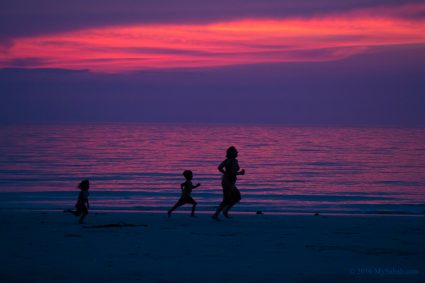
[1,123,425,215]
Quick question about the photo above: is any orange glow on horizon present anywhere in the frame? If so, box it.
[1,5,424,72]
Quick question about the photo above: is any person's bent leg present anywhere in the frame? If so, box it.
[223,204,233,218]
[79,212,88,224]
[168,203,179,217]
[212,202,226,220]
[191,201,197,217]
[223,187,241,218]
[168,198,186,217]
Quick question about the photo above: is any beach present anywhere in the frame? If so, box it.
[2,1,425,282]
[1,211,424,283]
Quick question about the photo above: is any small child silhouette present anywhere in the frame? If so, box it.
[168,170,200,218]
[64,179,90,224]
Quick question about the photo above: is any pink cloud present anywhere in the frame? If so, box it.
[1,3,424,72]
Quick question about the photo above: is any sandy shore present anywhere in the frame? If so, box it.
[1,211,424,283]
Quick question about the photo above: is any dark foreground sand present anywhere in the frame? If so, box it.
[1,211,424,283]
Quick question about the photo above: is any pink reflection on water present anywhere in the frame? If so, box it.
[0,123,424,214]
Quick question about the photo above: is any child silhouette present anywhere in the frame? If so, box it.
[168,170,200,217]
[64,179,90,224]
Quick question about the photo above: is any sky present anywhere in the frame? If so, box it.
[1,0,424,126]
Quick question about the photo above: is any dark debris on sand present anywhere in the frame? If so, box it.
[83,223,148,229]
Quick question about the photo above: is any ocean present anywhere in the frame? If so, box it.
[1,123,424,215]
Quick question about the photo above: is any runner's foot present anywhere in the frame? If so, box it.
[223,211,232,218]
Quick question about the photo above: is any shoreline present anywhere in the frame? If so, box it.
[2,190,424,217]
[3,207,425,217]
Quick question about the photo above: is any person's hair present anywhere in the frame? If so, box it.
[226,146,238,159]
[78,179,90,191]
[182,170,193,179]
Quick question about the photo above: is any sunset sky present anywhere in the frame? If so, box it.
[1,0,424,125]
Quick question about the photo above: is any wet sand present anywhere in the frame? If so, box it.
[1,211,424,283]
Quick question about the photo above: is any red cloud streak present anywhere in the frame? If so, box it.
[1,4,424,72]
